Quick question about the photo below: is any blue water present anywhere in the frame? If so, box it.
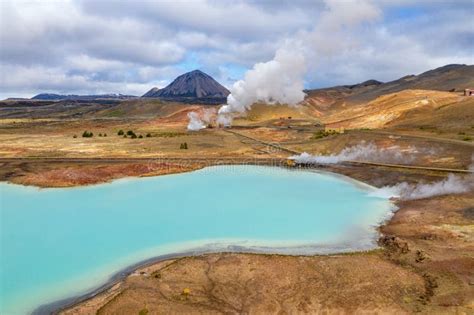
[0,166,393,315]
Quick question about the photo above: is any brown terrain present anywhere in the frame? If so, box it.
[1,64,473,314]
[59,163,474,314]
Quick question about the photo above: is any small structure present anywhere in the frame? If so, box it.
[464,89,474,96]
[324,126,345,134]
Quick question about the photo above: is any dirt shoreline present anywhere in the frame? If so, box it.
[3,162,473,314]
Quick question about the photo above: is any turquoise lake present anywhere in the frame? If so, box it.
[0,165,394,315]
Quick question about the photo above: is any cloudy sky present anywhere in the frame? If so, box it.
[0,0,473,99]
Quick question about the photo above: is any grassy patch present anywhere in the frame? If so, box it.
[104,109,125,117]
[311,130,338,140]
[154,132,187,138]
[138,308,149,315]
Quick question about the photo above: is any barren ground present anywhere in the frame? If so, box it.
[61,170,474,315]
[1,95,473,314]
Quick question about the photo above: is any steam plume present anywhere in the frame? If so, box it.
[187,112,205,131]
[291,145,473,200]
[217,46,306,125]
[370,174,473,200]
[187,108,216,131]
[201,0,379,127]
[290,142,416,165]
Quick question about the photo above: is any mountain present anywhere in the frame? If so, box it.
[31,93,137,101]
[347,64,474,103]
[304,64,474,112]
[31,93,65,100]
[142,70,230,104]
[142,87,160,98]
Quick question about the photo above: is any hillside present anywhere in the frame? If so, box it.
[142,70,230,105]
[142,88,160,98]
[304,64,474,113]
[322,89,464,129]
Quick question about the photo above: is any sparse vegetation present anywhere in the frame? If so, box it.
[138,308,149,315]
[155,132,186,138]
[117,130,124,136]
[146,133,152,137]
[98,133,102,137]
[125,130,139,138]
[105,109,125,117]
[73,135,77,138]
[180,142,188,149]
[462,136,472,141]
[311,130,337,140]
[138,135,143,138]
[82,131,93,138]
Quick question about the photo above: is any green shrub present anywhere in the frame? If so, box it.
[139,135,143,138]
[98,133,102,137]
[146,133,152,137]
[180,142,188,149]
[462,136,472,141]
[127,130,134,136]
[103,133,107,137]
[123,134,127,138]
[131,134,137,139]
[82,131,93,138]
[117,130,124,136]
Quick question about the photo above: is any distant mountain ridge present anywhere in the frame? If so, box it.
[142,70,230,105]
[31,93,137,101]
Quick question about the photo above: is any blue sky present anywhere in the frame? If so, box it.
[0,0,473,99]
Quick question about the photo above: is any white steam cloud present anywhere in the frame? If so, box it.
[217,46,307,125]
[290,142,417,165]
[370,174,473,200]
[187,108,217,131]
[185,0,381,128]
[291,144,474,200]
[187,112,205,131]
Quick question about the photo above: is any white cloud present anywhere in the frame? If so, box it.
[0,0,472,97]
